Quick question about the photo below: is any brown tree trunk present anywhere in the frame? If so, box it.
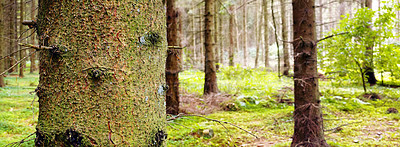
[364,0,377,85]
[281,0,289,76]
[29,0,37,73]
[19,0,25,78]
[254,2,260,68]
[204,0,218,95]
[339,0,345,20]
[291,0,329,146]
[229,5,235,66]
[263,0,270,68]
[166,0,181,115]
[36,0,167,146]
[219,9,223,66]
[214,1,220,70]
[199,7,204,67]
[5,0,17,73]
[242,0,248,67]
[191,7,197,66]
[0,0,5,87]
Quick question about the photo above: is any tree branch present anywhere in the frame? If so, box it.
[18,43,55,50]
[317,32,349,43]
[0,50,37,76]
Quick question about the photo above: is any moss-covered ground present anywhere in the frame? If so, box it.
[1,66,399,146]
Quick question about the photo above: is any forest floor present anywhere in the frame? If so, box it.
[1,67,400,146]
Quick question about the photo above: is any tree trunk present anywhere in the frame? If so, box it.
[199,7,204,67]
[364,0,377,86]
[263,0,270,68]
[30,0,37,73]
[291,0,329,146]
[191,7,197,66]
[204,0,218,95]
[35,1,167,146]
[214,1,220,70]
[255,2,260,68]
[0,0,5,87]
[219,9,223,66]
[166,0,181,115]
[281,0,289,76]
[229,5,235,66]
[242,0,248,67]
[339,0,345,20]
[19,0,25,78]
[5,0,17,73]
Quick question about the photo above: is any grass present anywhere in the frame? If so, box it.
[1,67,400,146]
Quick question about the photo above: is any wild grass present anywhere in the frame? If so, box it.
[1,66,400,146]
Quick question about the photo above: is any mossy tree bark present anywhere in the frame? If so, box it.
[263,0,270,68]
[0,0,5,87]
[166,0,181,115]
[291,0,329,146]
[204,0,218,95]
[35,1,167,146]
[281,0,289,76]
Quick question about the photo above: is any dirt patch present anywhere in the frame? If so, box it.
[362,93,381,100]
[179,92,234,115]
[387,108,398,114]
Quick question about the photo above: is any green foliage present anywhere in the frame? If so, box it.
[319,2,400,90]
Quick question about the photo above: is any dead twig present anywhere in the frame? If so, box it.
[317,32,349,43]
[324,121,362,132]
[5,132,36,147]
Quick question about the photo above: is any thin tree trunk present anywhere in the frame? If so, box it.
[242,0,248,67]
[5,0,17,73]
[0,0,5,87]
[192,7,197,66]
[19,0,25,78]
[339,0,345,20]
[254,2,260,68]
[199,7,204,67]
[263,0,270,68]
[214,1,220,70]
[204,0,218,95]
[281,0,289,76]
[36,1,167,146]
[219,10,223,66]
[291,0,329,146]
[229,5,235,66]
[166,0,181,115]
[29,0,36,73]
[364,0,377,85]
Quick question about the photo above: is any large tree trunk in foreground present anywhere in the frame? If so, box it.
[36,1,167,146]
[291,0,329,146]
[0,0,5,87]
[166,0,181,115]
[281,0,289,76]
[364,0,377,85]
[204,0,218,95]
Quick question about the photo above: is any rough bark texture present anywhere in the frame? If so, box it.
[229,5,235,67]
[166,0,181,115]
[36,1,167,146]
[204,0,218,95]
[281,0,289,76]
[263,0,270,68]
[291,0,329,146]
[19,0,25,78]
[29,0,37,73]
[242,0,248,67]
[364,0,377,85]
[0,0,5,87]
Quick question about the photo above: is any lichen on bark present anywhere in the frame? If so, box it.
[36,0,167,146]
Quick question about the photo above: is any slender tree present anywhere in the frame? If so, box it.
[263,0,270,68]
[0,0,5,87]
[214,1,220,70]
[29,0,37,73]
[166,0,181,115]
[291,0,329,146]
[242,0,248,67]
[204,0,218,95]
[229,5,235,66]
[364,0,377,85]
[35,1,167,146]
[19,0,25,78]
[4,0,17,73]
[254,1,260,68]
[281,0,290,76]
